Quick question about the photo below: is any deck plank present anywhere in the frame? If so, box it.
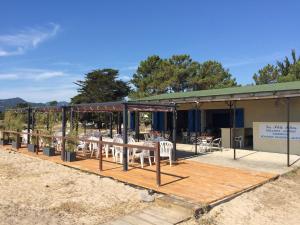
[3,146,277,205]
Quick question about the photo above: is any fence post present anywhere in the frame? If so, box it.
[156,142,161,187]
[99,136,103,171]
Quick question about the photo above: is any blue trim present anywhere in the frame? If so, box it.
[188,110,194,132]
[195,110,201,132]
[158,112,165,131]
[152,112,165,131]
[235,108,244,128]
[130,112,135,130]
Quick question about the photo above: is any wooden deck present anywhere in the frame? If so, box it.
[1,145,277,205]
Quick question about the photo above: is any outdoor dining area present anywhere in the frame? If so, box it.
[0,100,282,204]
[0,101,178,178]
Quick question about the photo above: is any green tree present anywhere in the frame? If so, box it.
[130,55,164,98]
[47,101,58,106]
[278,61,300,82]
[71,69,130,104]
[16,102,29,108]
[130,55,237,99]
[253,64,279,85]
[253,49,300,84]
[188,61,237,90]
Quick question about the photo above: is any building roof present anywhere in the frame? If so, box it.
[134,81,300,103]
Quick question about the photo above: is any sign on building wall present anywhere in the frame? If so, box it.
[259,123,300,140]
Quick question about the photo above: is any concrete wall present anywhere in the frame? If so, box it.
[253,122,300,155]
[177,97,300,128]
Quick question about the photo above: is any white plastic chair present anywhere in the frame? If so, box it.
[102,137,113,158]
[199,139,209,152]
[131,141,153,168]
[234,136,243,149]
[144,133,150,141]
[113,138,124,163]
[89,136,99,158]
[159,141,173,166]
[209,138,222,151]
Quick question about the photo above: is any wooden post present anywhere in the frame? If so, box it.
[233,101,236,160]
[16,133,20,150]
[46,112,50,131]
[70,108,74,132]
[27,107,31,145]
[287,98,290,167]
[36,130,39,155]
[123,103,128,171]
[99,136,103,171]
[156,142,161,186]
[61,106,67,161]
[32,111,35,131]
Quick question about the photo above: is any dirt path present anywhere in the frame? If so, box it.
[0,149,153,225]
[183,167,300,225]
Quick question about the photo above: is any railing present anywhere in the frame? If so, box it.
[0,130,161,186]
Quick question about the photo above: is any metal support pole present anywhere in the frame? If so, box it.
[27,107,31,145]
[109,113,113,138]
[135,112,140,141]
[155,142,161,186]
[118,112,122,134]
[61,106,67,161]
[172,106,177,162]
[99,136,103,171]
[123,103,128,171]
[195,102,199,155]
[233,101,236,160]
[229,102,232,148]
[287,98,290,167]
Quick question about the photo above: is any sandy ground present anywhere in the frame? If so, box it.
[183,167,300,225]
[0,149,153,225]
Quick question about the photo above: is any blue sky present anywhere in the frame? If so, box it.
[0,0,299,102]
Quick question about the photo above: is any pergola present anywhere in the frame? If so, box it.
[19,101,177,171]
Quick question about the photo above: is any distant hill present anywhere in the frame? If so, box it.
[0,98,27,111]
[0,98,69,112]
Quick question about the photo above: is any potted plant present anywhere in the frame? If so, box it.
[42,131,56,156]
[11,134,21,149]
[3,111,24,149]
[0,138,8,146]
[0,131,8,146]
[28,134,38,152]
[64,132,77,162]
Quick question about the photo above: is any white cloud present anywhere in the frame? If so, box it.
[0,68,67,81]
[0,73,19,80]
[0,85,77,102]
[223,52,283,68]
[0,23,60,57]
[121,65,138,71]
